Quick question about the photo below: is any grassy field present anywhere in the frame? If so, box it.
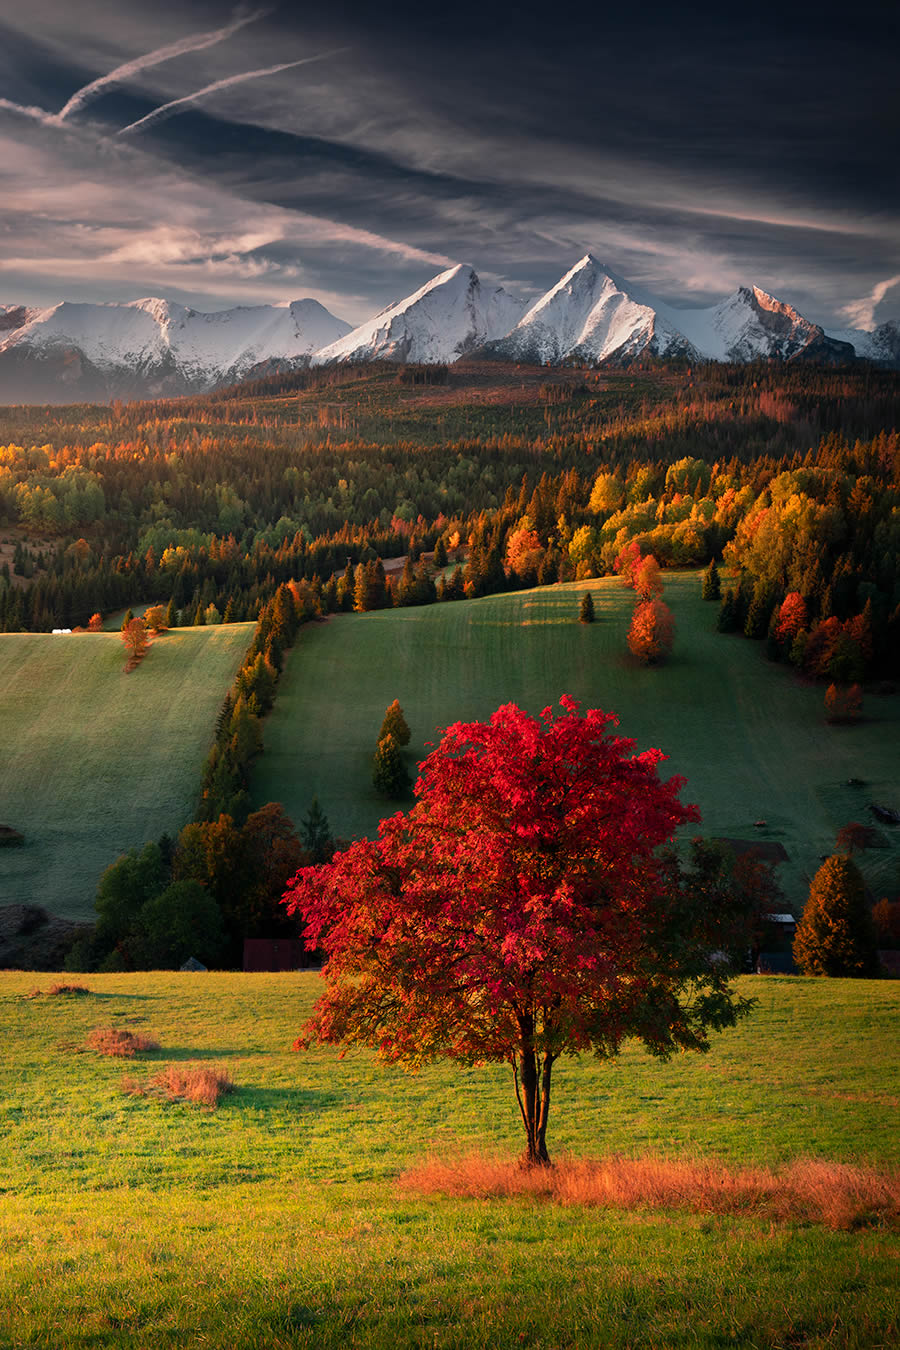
[253,574,900,911]
[0,625,253,919]
[0,970,897,1348]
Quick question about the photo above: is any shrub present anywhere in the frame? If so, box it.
[121,1065,234,1108]
[25,983,92,998]
[824,683,862,723]
[87,1027,160,1058]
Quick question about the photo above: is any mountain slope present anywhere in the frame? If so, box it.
[825,319,900,367]
[481,256,692,364]
[313,264,524,366]
[480,256,858,366]
[0,297,352,402]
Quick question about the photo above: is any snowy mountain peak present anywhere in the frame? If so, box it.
[2,254,897,402]
[313,264,523,366]
[0,294,352,402]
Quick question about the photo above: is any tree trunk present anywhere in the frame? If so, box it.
[515,1045,552,1167]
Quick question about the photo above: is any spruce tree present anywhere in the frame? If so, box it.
[717,589,738,632]
[793,855,879,977]
[578,592,595,623]
[379,699,411,747]
[433,537,448,568]
[301,796,334,863]
[372,733,411,798]
[702,559,721,601]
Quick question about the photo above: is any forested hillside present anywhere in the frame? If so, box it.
[1,361,898,682]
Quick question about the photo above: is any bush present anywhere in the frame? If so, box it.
[136,879,226,968]
[87,1027,160,1057]
[121,1065,234,1108]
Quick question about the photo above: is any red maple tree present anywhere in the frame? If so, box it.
[284,698,754,1165]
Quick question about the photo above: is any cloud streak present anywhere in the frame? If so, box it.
[840,275,900,330]
[52,5,268,123]
[116,50,348,136]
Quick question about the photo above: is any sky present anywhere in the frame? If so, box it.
[0,0,898,330]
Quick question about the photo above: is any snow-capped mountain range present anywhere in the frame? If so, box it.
[0,296,351,402]
[1,255,897,403]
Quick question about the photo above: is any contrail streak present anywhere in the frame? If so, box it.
[116,50,346,135]
[0,97,61,128]
[52,6,269,123]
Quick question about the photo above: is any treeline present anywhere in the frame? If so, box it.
[67,580,332,971]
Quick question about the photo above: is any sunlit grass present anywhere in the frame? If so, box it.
[253,574,900,909]
[0,623,253,919]
[0,971,898,1346]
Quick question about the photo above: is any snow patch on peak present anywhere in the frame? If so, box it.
[0,294,353,398]
[313,265,523,366]
[488,257,691,365]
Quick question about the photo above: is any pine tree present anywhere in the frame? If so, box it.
[372,733,411,798]
[793,855,879,977]
[717,588,738,633]
[379,699,411,747]
[433,537,448,569]
[702,559,721,601]
[578,592,595,623]
[301,796,334,863]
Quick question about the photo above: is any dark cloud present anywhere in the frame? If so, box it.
[0,0,897,327]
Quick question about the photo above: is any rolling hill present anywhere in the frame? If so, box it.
[252,574,900,910]
[0,624,253,919]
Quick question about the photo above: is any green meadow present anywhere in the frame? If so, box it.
[0,971,897,1348]
[253,574,900,911]
[0,625,253,919]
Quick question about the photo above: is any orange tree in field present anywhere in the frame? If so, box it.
[284,698,755,1166]
[628,597,675,665]
[120,616,149,663]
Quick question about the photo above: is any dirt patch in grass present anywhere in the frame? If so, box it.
[121,1064,234,1108]
[399,1153,900,1231]
[87,1027,160,1058]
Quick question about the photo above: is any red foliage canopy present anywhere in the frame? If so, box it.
[285,698,754,1163]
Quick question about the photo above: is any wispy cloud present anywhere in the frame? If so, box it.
[53,6,268,123]
[840,275,900,330]
[117,50,348,136]
[0,6,268,129]
[0,97,64,129]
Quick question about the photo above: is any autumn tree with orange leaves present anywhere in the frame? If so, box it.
[284,698,755,1166]
[628,598,676,665]
[120,616,149,666]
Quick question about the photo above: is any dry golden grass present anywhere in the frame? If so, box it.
[86,1027,160,1058]
[399,1153,900,1231]
[121,1064,234,1108]
[25,983,92,999]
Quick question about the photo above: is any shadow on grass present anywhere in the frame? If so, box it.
[229,1085,345,1114]
[155,1046,243,1062]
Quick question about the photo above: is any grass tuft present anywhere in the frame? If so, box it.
[86,1027,160,1058]
[399,1152,900,1230]
[25,983,93,999]
[121,1063,234,1108]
